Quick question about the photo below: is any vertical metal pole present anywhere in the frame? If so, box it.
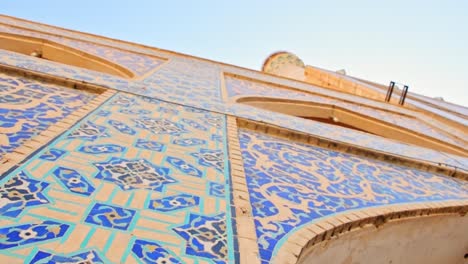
[399,85,409,105]
[386,81,395,102]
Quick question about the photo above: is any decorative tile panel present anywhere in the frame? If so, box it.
[174,213,228,263]
[0,221,69,249]
[239,129,468,262]
[0,73,95,158]
[0,91,233,263]
[85,203,136,231]
[52,167,95,196]
[149,194,200,212]
[132,239,183,264]
[0,171,49,218]
[94,157,175,191]
[29,250,105,264]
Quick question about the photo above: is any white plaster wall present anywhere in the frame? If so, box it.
[298,214,468,264]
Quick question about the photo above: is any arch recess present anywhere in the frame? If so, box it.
[237,97,468,157]
[0,32,134,78]
[272,201,468,264]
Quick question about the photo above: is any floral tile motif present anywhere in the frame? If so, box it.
[149,194,200,212]
[52,167,95,196]
[203,114,223,129]
[0,171,49,218]
[211,134,223,143]
[133,117,188,135]
[67,121,109,141]
[239,129,468,262]
[166,156,203,178]
[97,110,111,117]
[29,249,105,264]
[94,157,176,191]
[191,149,224,172]
[173,213,228,263]
[0,73,95,156]
[134,139,165,152]
[208,182,225,198]
[38,148,66,161]
[109,94,136,107]
[172,138,207,147]
[181,118,208,131]
[158,106,179,115]
[84,203,136,231]
[108,119,136,135]
[132,239,182,264]
[0,221,70,249]
[120,109,151,115]
[78,144,126,154]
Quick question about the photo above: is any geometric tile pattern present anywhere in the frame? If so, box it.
[166,156,203,178]
[0,73,95,158]
[174,213,228,263]
[29,249,106,264]
[149,194,200,212]
[52,167,96,196]
[0,17,466,264]
[132,239,183,264]
[38,148,66,161]
[0,171,49,218]
[0,221,70,249]
[84,203,136,231]
[94,157,176,191]
[0,91,232,263]
[239,129,468,262]
[134,139,165,152]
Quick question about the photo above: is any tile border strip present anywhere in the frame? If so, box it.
[271,200,468,264]
[237,119,468,180]
[226,116,261,264]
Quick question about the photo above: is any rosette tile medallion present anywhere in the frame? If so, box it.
[0,15,467,264]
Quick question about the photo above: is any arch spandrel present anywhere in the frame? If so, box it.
[237,128,468,263]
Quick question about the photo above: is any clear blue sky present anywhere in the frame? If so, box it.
[2,0,467,106]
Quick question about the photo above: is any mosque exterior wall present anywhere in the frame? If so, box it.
[0,15,467,264]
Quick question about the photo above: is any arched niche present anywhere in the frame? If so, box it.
[237,97,468,157]
[0,32,134,78]
[296,214,468,264]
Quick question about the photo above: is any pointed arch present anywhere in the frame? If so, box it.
[236,96,468,157]
[0,32,134,78]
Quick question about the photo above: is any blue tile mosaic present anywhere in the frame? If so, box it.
[29,250,105,264]
[191,149,224,172]
[209,182,226,198]
[239,129,468,262]
[0,171,49,218]
[84,203,136,231]
[134,139,165,152]
[0,74,95,157]
[132,239,183,264]
[94,157,176,191]
[38,148,66,161]
[66,121,110,141]
[166,156,203,178]
[134,117,188,135]
[52,167,96,196]
[108,119,136,135]
[172,138,207,147]
[149,194,200,212]
[0,221,69,249]
[78,144,126,154]
[181,118,208,131]
[174,213,228,263]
